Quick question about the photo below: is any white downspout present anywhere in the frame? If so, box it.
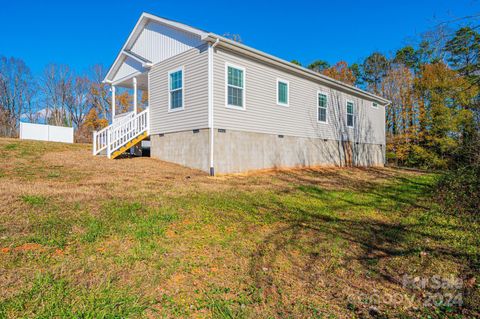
[208,38,220,176]
[383,101,391,166]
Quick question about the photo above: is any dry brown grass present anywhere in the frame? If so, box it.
[0,137,478,318]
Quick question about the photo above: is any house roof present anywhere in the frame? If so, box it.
[105,12,390,106]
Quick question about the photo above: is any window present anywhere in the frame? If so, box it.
[169,67,184,110]
[346,100,354,127]
[277,79,289,106]
[317,92,328,123]
[226,64,245,108]
[372,102,378,108]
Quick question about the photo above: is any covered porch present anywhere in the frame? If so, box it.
[109,70,149,124]
[92,69,151,159]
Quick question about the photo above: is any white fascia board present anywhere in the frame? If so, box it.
[141,12,209,39]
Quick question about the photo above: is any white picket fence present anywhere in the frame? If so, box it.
[19,122,74,144]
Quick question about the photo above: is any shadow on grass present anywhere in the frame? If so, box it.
[247,170,479,317]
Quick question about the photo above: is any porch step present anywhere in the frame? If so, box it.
[92,108,149,159]
[111,131,149,159]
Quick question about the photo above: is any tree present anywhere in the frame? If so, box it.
[41,64,72,126]
[89,64,111,120]
[362,52,389,94]
[140,90,148,110]
[22,81,39,124]
[290,60,302,66]
[349,63,362,86]
[445,27,480,83]
[381,65,415,165]
[76,107,108,143]
[393,46,418,70]
[0,56,34,137]
[116,90,132,114]
[321,61,356,85]
[68,76,91,129]
[413,62,478,167]
[307,60,330,73]
[222,33,242,43]
[419,25,450,64]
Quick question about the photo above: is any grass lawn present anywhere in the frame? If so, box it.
[0,138,478,318]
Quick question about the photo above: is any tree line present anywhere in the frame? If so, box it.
[294,26,479,172]
[0,61,147,142]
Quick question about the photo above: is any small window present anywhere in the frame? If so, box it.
[226,64,245,108]
[169,67,184,110]
[346,100,354,127]
[277,79,289,106]
[372,102,378,108]
[317,92,328,123]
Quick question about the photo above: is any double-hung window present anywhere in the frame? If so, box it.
[169,67,184,111]
[277,79,289,106]
[346,100,354,127]
[226,64,245,108]
[317,92,328,123]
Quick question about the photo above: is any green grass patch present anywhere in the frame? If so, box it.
[20,195,47,206]
[3,143,18,151]
[26,214,73,248]
[81,202,179,243]
[0,272,149,318]
[47,171,61,178]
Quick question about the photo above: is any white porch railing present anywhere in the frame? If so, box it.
[92,108,149,158]
[114,111,134,122]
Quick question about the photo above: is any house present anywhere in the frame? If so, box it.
[93,12,390,175]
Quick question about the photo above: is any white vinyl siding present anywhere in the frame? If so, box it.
[317,92,328,123]
[168,67,184,111]
[149,44,208,135]
[226,63,245,109]
[212,48,385,144]
[130,21,203,66]
[346,100,354,127]
[277,79,289,106]
[109,20,203,83]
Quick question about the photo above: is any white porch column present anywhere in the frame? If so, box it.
[111,85,116,123]
[133,77,138,114]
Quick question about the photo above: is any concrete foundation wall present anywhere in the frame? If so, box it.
[150,129,385,174]
[213,129,385,174]
[150,129,210,172]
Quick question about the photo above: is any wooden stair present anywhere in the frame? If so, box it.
[111,131,148,159]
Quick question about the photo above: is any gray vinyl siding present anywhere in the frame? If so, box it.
[149,44,208,135]
[213,48,385,145]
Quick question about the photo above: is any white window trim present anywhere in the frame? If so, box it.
[168,66,185,112]
[276,78,289,107]
[225,62,246,110]
[317,90,329,124]
[346,99,355,128]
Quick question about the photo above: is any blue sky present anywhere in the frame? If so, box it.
[0,0,478,76]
